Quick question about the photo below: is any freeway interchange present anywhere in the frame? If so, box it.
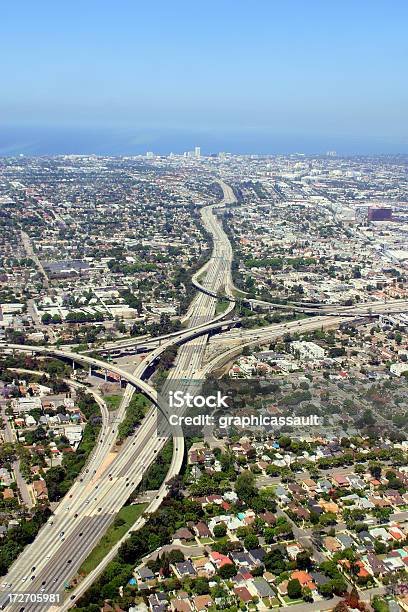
[0,180,237,611]
[0,180,407,611]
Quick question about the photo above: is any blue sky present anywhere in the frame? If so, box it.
[1,0,407,154]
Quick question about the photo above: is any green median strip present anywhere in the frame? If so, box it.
[215,298,230,314]
[79,503,147,575]
[104,394,122,411]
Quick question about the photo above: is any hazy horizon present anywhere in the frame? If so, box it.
[1,0,407,156]
[0,124,406,157]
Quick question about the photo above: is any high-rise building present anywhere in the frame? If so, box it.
[195,146,201,158]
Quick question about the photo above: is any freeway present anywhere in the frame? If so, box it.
[0,180,238,611]
[248,296,408,314]
[20,231,50,290]
[199,296,408,376]
[87,299,408,357]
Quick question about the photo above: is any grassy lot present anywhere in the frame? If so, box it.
[215,298,230,314]
[104,394,122,411]
[283,596,304,605]
[265,597,280,608]
[232,287,247,298]
[79,503,147,575]
[198,537,213,544]
[196,269,208,283]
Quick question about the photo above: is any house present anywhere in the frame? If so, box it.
[33,479,48,500]
[209,551,233,569]
[260,510,276,525]
[357,530,375,549]
[56,413,70,424]
[383,555,405,572]
[25,415,37,427]
[332,474,350,488]
[301,478,317,493]
[248,548,266,566]
[310,572,331,587]
[191,557,215,578]
[288,504,311,521]
[318,499,340,514]
[0,468,14,486]
[147,592,168,612]
[194,522,211,538]
[291,570,317,591]
[370,527,393,542]
[135,566,155,583]
[385,489,405,507]
[275,485,290,504]
[172,527,193,542]
[234,587,253,604]
[250,576,275,598]
[340,560,371,579]
[288,483,305,498]
[291,341,325,361]
[369,495,392,509]
[173,561,196,579]
[171,599,193,612]
[308,500,323,515]
[230,551,253,569]
[336,533,355,550]
[234,570,253,584]
[323,536,342,554]
[365,553,387,577]
[347,476,366,490]
[277,580,289,596]
[358,497,375,511]
[388,526,404,541]
[3,488,14,500]
[192,594,213,611]
[316,478,332,493]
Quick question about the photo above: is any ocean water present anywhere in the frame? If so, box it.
[0,125,405,157]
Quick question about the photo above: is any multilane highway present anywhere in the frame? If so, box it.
[0,180,238,611]
[84,297,408,359]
